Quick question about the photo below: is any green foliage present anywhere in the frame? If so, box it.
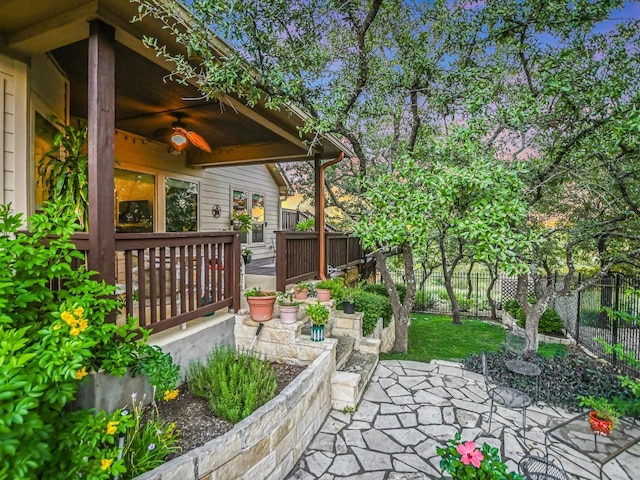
[437,433,523,480]
[37,118,89,229]
[352,290,391,335]
[244,286,277,297]
[505,299,564,335]
[294,217,315,231]
[315,277,346,302]
[362,282,407,302]
[579,395,621,425]
[120,397,180,478]
[306,301,330,326]
[231,212,252,233]
[187,346,277,424]
[0,202,178,479]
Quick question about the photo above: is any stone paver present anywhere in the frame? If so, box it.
[286,360,638,480]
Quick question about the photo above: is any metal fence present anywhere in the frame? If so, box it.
[388,270,640,376]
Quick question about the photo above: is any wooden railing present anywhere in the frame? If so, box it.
[275,231,370,291]
[72,232,241,333]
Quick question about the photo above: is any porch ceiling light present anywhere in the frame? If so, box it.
[170,131,188,151]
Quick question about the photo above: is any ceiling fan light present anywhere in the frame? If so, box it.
[170,131,188,147]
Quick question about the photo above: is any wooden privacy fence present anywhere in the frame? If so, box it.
[275,231,367,291]
[72,231,241,333]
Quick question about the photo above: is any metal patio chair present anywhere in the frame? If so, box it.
[518,454,571,480]
[482,353,532,440]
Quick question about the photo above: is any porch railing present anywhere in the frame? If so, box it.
[275,231,369,291]
[72,232,241,333]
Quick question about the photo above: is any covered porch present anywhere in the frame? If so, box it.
[0,0,353,333]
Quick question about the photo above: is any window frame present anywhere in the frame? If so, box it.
[231,186,266,246]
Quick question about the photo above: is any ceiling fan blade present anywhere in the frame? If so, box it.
[185,130,212,153]
[153,127,173,139]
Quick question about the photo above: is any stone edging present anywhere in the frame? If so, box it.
[135,349,335,480]
[500,310,575,345]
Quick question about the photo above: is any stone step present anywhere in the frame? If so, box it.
[335,335,355,370]
[331,350,379,411]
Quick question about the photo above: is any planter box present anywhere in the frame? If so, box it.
[71,370,153,414]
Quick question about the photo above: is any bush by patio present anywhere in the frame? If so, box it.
[503,299,564,335]
[187,346,277,423]
[0,202,179,479]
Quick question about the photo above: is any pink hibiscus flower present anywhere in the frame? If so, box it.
[457,441,484,468]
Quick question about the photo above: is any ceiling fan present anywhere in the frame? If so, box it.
[154,112,211,154]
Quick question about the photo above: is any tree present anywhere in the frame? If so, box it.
[132,0,639,351]
[354,145,529,349]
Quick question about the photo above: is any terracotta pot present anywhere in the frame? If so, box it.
[316,288,331,302]
[294,288,309,300]
[246,294,276,322]
[279,305,299,324]
[589,410,614,436]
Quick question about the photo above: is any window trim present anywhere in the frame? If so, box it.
[231,186,266,246]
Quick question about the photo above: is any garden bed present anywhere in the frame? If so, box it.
[156,361,305,458]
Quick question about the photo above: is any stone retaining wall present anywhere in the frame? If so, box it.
[135,348,335,480]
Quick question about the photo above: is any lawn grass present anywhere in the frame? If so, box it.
[380,313,567,362]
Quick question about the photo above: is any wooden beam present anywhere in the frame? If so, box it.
[6,2,96,56]
[186,141,309,167]
[87,20,116,293]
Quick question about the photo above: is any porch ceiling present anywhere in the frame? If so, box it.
[0,0,353,166]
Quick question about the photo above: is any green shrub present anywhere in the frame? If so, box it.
[514,307,564,335]
[294,217,315,231]
[362,282,406,301]
[353,290,391,335]
[187,346,277,424]
[0,202,179,479]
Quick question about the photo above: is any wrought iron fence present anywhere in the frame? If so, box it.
[388,269,640,376]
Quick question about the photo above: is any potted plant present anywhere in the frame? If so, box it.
[277,291,301,324]
[38,117,89,229]
[295,281,313,300]
[342,284,359,314]
[244,286,277,322]
[315,277,345,302]
[437,433,523,479]
[231,212,253,233]
[579,395,621,436]
[307,301,329,342]
[242,248,253,264]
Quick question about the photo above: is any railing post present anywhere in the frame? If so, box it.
[231,233,241,313]
[276,231,287,292]
[576,272,582,342]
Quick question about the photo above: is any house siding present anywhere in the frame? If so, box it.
[0,56,16,207]
[115,133,280,260]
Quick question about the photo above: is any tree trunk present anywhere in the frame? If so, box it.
[375,245,416,353]
[516,274,550,355]
[486,272,498,320]
[466,262,475,299]
[444,270,462,324]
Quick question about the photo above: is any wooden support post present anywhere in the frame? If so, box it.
[87,20,116,299]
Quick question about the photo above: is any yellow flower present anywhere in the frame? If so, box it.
[78,318,88,332]
[70,327,81,336]
[73,306,84,317]
[75,366,88,380]
[61,311,77,326]
[53,324,62,330]
[406,224,412,231]
[106,421,119,435]
[163,389,179,402]
[100,458,114,470]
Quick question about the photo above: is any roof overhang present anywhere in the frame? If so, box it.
[0,0,355,165]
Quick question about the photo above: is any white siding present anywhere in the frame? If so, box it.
[115,132,281,260]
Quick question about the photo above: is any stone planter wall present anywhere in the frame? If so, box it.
[135,348,335,480]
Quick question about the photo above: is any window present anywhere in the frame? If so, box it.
[232,188,265,245]
[165,177,198,232]
[251,193,265,243]
[34,113,59,211]
[115,169,155,233]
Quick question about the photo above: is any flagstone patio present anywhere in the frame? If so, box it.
[286,360,640,480]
